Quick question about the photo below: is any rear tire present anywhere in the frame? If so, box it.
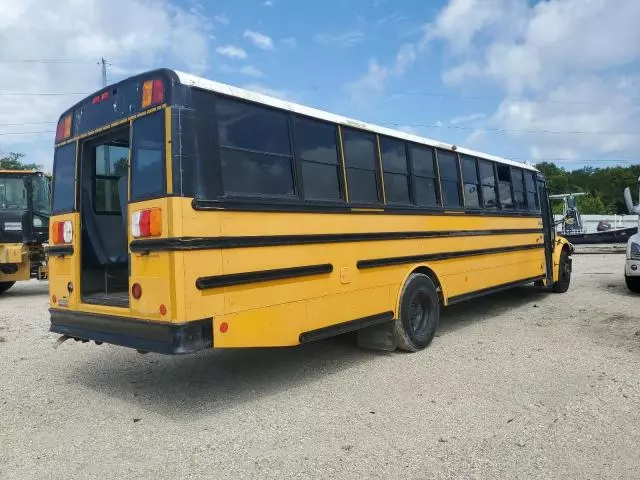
[552,250,571,293]
[395,274,440,352]
[625,275,640,293]
[0,281,15,294]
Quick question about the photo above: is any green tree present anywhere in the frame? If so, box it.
[0,152,42,171]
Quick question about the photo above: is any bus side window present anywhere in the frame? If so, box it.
[410,144,439,207]
[380,136,411,205]
[496,164,514,209]
[437,150,461,208]
[216,97,295,197]
[524,171,540,211]
[341,128,381,204]
[292,116,342,201]
[511,168,527,210]
[461,154,480,208]
[479,160,497,209]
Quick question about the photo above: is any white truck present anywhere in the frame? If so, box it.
[623,177,640,292]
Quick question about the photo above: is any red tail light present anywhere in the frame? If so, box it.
[55,114,72,142]
[142,79,164,108]
[131,208,162,238]
[51,221,73,244]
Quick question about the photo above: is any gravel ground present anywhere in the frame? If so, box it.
[1,254,639,479]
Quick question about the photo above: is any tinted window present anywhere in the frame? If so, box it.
[52,143,76,213]
[95,178,120,213]
[342,129,379,203]
[217,98,295,198]
[343,129,376,170]
[479,160,498,208]
[293,116,341,201]
[479,160,496,186]
[464,183,480,208]
[437,151,459,181]
[511,168,527,209]
[496,165,513,208]
[221,150,294,196]
[410,145,439,207]
[217,97,290,155]
[384,172,411,204]
[380,137,408,173]
[461,156,480,208]
[301,161,341,200]
[524,171,540,211]
[437,150,461,207]
[411,145,436,177]
[131,112,165,200]
[381,137,410,204]
[414,177,438,206]
[461,155,478,183]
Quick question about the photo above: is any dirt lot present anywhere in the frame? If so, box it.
[1,254,639,479]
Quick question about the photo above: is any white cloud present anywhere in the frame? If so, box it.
[280,37,298,48]
[216,45,248,59]
[243,30,275,50]
[0,0,212,170]
[214,14,229,25]
[346,44,416,103]
[427,0,640,161]
[239,66,264,78]
[264,0,274,6]
[314,32,365,48]
[242,83,292,100]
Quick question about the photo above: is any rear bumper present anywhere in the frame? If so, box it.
[49,309,213,355]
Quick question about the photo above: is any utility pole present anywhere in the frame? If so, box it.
[101,58,107,87]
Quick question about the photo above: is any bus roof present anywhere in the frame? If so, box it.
[173,70,538,172]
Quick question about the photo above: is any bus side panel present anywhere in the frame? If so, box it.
[179,210,545,348]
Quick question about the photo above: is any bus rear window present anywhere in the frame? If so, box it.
[52,143,76,213]
[131,112,165,200]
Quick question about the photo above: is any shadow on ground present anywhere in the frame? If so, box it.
[69,285,549,420]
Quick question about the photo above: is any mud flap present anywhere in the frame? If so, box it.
[356,320,397,351]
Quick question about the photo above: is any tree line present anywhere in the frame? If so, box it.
[536,162,640,215]
[2,151,638,215]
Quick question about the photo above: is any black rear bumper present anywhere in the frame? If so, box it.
[49,309,213,355]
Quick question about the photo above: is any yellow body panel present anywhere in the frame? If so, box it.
[552,236,572,282]
[50,193,550,349]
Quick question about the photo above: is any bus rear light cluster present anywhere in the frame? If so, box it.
[141,79,164,108]
[131,208,162,238]
[54,114,72,142]
[51,221,73,244]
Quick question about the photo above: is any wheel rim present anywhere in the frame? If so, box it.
[408,291,429,333]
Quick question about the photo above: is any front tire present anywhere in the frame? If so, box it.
[625,275,640,293]
[0,281,15,294]
[552,250,571,293]
[395,274,440,352]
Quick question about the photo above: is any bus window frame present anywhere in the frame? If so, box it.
[51,141,78,215]
[130,110,167,202]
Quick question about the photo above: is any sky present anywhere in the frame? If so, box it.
[1,0,639,172]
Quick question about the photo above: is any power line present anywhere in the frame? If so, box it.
[0,130,54,136]
[0,59,99,64]
[0,92,89,96]
[0,121,55,126]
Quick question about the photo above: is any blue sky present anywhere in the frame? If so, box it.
[1,0,640,171]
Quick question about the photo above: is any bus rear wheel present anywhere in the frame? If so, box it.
[0,281,16,294]
[395,274,440,352]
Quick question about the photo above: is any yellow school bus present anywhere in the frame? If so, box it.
[48,69,572,354]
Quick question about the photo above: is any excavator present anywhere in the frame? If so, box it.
[0,170,50,294]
